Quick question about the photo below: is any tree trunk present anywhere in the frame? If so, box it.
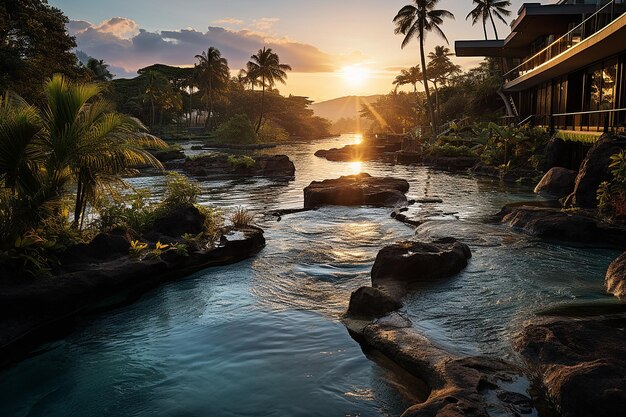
[489,11,499,40]
[73,176,84,229]
[483,22,488,40]
[151,97,155,128]
[256,76,265,133]
[420,35,437,138]
[432,80,441,118]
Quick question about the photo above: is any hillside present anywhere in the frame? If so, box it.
[310,95,383,122]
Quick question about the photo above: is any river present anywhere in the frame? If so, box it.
[0,134,618,417]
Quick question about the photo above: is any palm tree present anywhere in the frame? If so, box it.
[86,58,113,82]
[195,47,230,129]
[393,0,454,136]
[246,47,292,133]
[141,70,170,128]
[466,0,511,40]
[41,75,166,227]
[393,65,423,93]
[427,46,461,115]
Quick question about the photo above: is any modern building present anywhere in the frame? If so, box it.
[456,0,626,136]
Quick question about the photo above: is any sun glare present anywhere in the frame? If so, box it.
[341,66,370,87]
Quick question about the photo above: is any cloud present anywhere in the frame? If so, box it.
[213,18,245,26]
[69,17,345,76]
[251,17,280,31]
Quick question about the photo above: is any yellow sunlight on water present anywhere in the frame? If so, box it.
[348,161,363,175]
[353,134,363,144]
[341,66,370,87]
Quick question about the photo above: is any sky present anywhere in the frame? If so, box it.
[51,0,558,102]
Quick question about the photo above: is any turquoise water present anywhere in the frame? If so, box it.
[0,135,618,416]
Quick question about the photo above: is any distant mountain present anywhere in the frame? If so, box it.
[310,95,383,122]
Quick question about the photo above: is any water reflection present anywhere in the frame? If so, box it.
[0,134,618,417]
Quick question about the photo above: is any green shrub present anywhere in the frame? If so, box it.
[597,150,626,219]
[227,155,256,169]
[427,144,477,158]
[215,114,258,144]
[258,120,289,142]
[161,172,201,209]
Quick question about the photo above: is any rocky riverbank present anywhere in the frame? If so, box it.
[178,153,295,179]
[0,207,266,367]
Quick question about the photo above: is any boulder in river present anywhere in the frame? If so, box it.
[517,314,626,417]
[346,286,403,318]
[605,252,626,298]
[370,237,471,296]
[563,135,626,208]
[151,205,206,238]
[183,154,295,178]
[303,173,409,208]
[534,167,577,199]
[498,205,626,248]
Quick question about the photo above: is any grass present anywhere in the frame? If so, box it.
[230,206,255,227]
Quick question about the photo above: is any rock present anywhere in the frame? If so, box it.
[517,315,626,417]
[303,173,409,208]
[498,205,626,247]
[345,319,535,417]
[150,148,185,163]
[371,238,471,295]
[422,156,480,170]
[152,205,206,238]
[315,143,400,162]
[183,154,295,178]
[59,232,131,265]
[542,137,570,170]
[564,135,626,208]
[605,252,626,298]
[534,167,577,198]
[346,286,403,318]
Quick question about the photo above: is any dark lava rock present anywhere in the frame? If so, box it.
[344,317,535,417]
[152,205,206,238]
[371,238,471,291]
[498,205,626,247]
[534,167,577,199]
[564,135,626,208]
[315,143,399,162]
[303,173,409,208]
[606,252,626,298]
[517,315,626,417]
[150,149,185,163]
[60,232,131,265]
[422,156,480,170]
[183,154,295,178]
[346,286,403,318]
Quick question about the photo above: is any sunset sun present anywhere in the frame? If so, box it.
[341,65,370,86]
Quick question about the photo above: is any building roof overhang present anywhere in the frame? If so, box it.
[504,12,626,92]
[456,2,602,58]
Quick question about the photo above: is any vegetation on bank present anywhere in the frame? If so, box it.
[598,150,626,220]
[0,75,255,278]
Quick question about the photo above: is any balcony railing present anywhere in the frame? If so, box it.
[549,108,626,133]
[504,0,626,83]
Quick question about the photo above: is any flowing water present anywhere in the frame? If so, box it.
[0,134,619,417]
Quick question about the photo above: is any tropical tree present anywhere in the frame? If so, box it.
[246,47,292,133]
[194,47,230,129]
[466,0,511,40]
[140,70,170,128]
[393,65,423,93]
[393,0,454,136]
[86,58,113,82]
[427,46,461,115]
[1,75,166,229]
